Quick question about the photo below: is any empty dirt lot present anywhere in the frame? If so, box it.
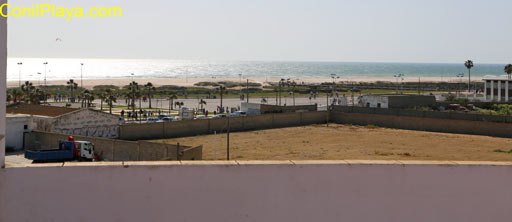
[153,124,512,161]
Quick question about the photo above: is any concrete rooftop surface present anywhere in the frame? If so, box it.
[5,160,512,168]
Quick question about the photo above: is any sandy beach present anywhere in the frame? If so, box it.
[6,76,485,89]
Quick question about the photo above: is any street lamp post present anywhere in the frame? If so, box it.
[80,63,84,89]
[456,73,464,96]
[17,62,22,87]
[37,72,41,86]
[43,62,48,87]
[393,73,404,94]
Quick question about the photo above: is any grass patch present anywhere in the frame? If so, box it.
[493,149,512,154]
[365,124,379,129]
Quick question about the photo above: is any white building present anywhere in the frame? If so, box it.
[359,94,436,109]
[483,76,512,102]
[6,104,121,150]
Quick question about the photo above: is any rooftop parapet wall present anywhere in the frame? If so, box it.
[2,160,512,221]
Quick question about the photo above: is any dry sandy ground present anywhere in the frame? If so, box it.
[154,124,512,161]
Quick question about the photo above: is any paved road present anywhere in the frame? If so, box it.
[51,96,335,113]
[5,152,32,166]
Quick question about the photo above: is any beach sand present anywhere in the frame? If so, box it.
[6,76,484,89]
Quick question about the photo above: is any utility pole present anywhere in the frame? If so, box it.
[226,117,230,160]
[246,79,249,103]
[279,80,282,106]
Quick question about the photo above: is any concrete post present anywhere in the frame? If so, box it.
[484,80,487,101]
[506,81,509,102]
[498,80,502,102]
[0,0,7,168]
[491,81,494,101]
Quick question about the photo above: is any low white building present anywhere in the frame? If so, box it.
[6,104,121,150]
[5,114,53,150]
[359,94,436,109]
[6,114,32,150]
[483,76,512,102]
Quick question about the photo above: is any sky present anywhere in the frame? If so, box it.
[6,0,512,63]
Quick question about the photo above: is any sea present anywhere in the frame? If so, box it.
[6,58,510,82]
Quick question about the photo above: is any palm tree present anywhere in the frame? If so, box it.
[168,94,178,110]
[144,82,157,109]
[98,92,106,111]
[127,81,140,114]
[66,79,78,102]
[505,64,512,80]
[80,90,92,108]
[9,88,23,103]
[464,60,474,92]
[289,80,297,106]
[21,81,35,103]
[175,101,184,110]
[104,89,117,114]
[217,85,226,112]
[199,99,207,110]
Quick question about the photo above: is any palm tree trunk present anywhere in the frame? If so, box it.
[468,69,471,92]
[149,93,152,109]
[100,100,103,111]
[109,102,112,114]
[132,96,135,114]
[220,93,223,112]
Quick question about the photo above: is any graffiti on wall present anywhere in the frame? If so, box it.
[54,125,119,138]
[52,109,121,138]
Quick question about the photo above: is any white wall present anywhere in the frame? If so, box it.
[360,95,389,108]
[52,109,120,138]
[1,0,7,167]
[5,116,29,150]
[1,161,512,222]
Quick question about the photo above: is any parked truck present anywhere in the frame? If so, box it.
[25,136,99,162]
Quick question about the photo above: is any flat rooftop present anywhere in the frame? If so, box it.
[6,103,78,117]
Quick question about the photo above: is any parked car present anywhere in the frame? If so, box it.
[209,114,228,119]
[229,111,247,117]
[147,117,160,123]
[157,116,177,122]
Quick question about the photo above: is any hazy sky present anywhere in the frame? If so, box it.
[7,0,512,63]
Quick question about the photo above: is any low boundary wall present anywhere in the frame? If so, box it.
[333,106,512,123]
[119,111,328,140]
[331,112,512,138]
[24,131,202,161]
[2,161,512,221]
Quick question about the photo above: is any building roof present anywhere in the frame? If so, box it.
[6,103,78,117]
[482,75,512,80]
